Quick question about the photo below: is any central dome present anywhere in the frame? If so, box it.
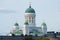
[25,6,35,13]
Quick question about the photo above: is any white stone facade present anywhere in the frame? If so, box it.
[10,5,47,36]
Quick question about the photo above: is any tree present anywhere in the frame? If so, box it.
[42,38,50,40]
[23,37,33,40]
[35,37,50,40]
[35,37,42,40]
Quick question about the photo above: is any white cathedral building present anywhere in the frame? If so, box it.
[9,4,47,36]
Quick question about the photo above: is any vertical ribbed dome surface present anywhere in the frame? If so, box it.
[25,5,35,13]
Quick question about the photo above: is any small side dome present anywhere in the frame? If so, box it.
[14,23,19,26]
[42,22,47,26]
[14,22,19,29]
[24,21,28,25]
[25,6,35,13]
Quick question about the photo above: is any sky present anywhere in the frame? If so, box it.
[0,0,60,35]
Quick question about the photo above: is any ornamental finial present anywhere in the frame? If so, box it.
[29,1,31,8]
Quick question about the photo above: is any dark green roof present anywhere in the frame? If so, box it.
[14,23,19,26]
[25,6,35,13]
[24,21,28,25]
[42,22,47,26]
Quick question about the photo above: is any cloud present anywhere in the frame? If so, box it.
[0,8,16,13]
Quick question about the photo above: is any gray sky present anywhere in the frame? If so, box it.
[0,0,60,35]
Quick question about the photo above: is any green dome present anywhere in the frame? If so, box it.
[25,6,35,13]
[24,21,28,25]
[14,22,19,29]
[14,23,19,26]
[42,22,47,26]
